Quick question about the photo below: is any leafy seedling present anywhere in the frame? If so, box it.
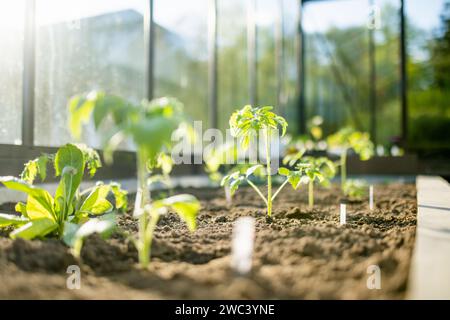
[69,92,200,268]
[0,144,127,257]
[222,105,287,217]
[327,127,374,190]
[290,156,336,208]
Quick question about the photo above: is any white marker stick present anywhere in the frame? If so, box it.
[340,203,346,225]
[231,217,255,275]
[224,184,232,206]
[369,185,374,210]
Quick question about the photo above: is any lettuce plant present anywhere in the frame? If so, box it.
[0,144,126,254]
[221,105,287,218]
[285,156,336,208]
[327,127,374,190]
[69,92,200,268]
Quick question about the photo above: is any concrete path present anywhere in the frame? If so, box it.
[408,176,450,299]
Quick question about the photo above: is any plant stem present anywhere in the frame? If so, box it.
[340,149,347,190]
[265,128,272,217]
[140,213,159,269]
[272,178,289,202]
[136,149,151,268]
[308,180,314,209]
[246,179,268,206]
[73,238,83,260]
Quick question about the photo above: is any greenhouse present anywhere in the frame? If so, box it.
[0,0,449,304]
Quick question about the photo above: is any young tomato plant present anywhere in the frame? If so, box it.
[284,156,336,209]
[69,92,200,268]
[327,127,374,190]
[222,105,287,217]
[0,144,127,258]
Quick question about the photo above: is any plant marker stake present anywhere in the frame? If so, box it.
[369,185,374,210]
[340,203,346,225]
[225,184,232,206]
[231,217,255,275]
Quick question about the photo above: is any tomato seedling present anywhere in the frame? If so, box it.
[282,156,336,209]
[69,92,200,268]
[327,127,374,190]
[221,105,287,217]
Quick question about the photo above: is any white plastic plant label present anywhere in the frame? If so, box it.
[231,217,255,275]
[369,185,374,210]
[340,203,346,225]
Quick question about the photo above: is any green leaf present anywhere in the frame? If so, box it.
[63,214,116,258]
[288,174,301,190]
[0,177,55,220]
[26,194,56,221]
[75,143,102,177]
[36,155,49,181]
[62,222,79,248]
[110,182,128,211]
[152,194,200,232]
[15,202,28,218]
[20,160,38,184]
[246,164,263,178]
[156,153,174,175]
[128,117,179,160]
[79,185,113,215]
[68,95,95,140]
[220,171,240,187]
[74,214,116,240]
[10,218,57,240]
[54,144,85,214]
[0,213,28,227]
[229,177,244,195]
[278,167,290,176]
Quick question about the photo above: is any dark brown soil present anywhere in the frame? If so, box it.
[0,183,416,299]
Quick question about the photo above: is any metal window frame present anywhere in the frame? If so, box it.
[208,0,218,128]
[22,0,36,147]
[247,0,257,106]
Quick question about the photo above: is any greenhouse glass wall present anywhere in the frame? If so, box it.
[0,0,449,175]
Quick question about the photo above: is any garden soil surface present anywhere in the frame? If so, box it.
[0,183,416,299]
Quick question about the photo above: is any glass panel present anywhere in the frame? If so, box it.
[373,0,401,146]
[406,0,450,151]
[34,0,146,147]
[217,0,248,132]
[0,1,25,145]
[154,0,209,127]
[303,0,371,137]
[281,0,299,133]
[256,0,277,107]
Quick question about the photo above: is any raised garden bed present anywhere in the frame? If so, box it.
[0,182,416,299]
